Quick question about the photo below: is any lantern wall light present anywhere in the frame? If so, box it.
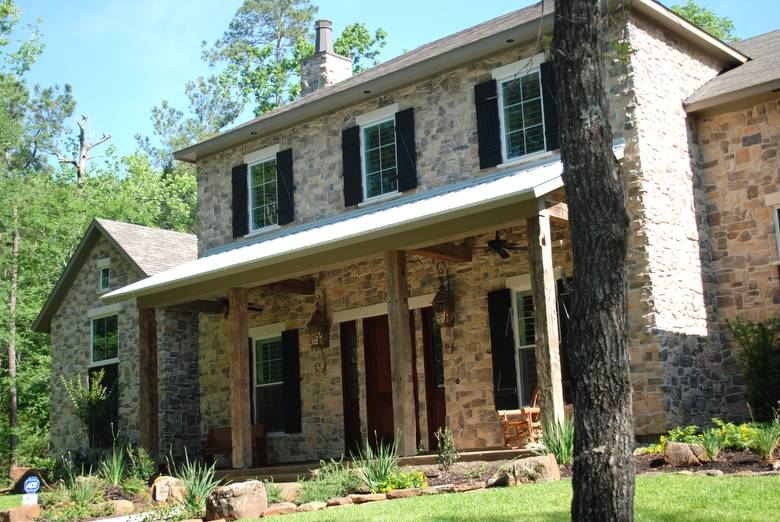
[307,289,330,372]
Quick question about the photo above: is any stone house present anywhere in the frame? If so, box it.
[34,219,199,459]
[40,0,780,468]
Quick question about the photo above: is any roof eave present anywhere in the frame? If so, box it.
[685,79,780,114]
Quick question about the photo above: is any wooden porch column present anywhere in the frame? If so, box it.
[385,250,417,456]
[138,307,159,460]
[227,287,252,468]
[526,211,565,426]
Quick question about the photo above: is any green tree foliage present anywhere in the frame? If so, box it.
[726,318,780,421]
[671,0,739,43]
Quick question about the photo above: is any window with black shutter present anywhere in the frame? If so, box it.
[276,149,294,225]
[487,288,519,410]
[231,164,249,238]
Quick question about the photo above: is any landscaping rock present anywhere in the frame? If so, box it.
[694,470,724,477]
[109,499,135,515]
[454,482,485,493]
[732,470,756,477]
[327,496,354,506]
[348,493,386,504]
[486,454,560,487]
[426,484,455,494]
[151,475,186,503]
[262,502,297,517]
[689,444,710,463]
[664,442,701,467]
[771,460,780,471]
[278,482,301,503]
[0,505,40,522]
[677,470,694,475]
[297,501,327,512]
[205,480,268,521]
[385,488,421,499]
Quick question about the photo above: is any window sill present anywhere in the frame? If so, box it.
[89,358,119,368]
[266,431,286,438]
[245,224,281,239]
[497,150,556,170]
[358,191,402,208]
[771,260,780,267]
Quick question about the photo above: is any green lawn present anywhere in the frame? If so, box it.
[274,474,780,521]
[0,494,22,510]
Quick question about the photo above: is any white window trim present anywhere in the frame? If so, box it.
[244,144,280,165]
[355,103,399,127]
[247,155,280,234]
[99,267,110,291]
[87,303,122,319]
[90,314,120,367]
[510,288,536,407]
[359,115,400,202]
[251,333,285,436]
[332,293,434,324]
[495,60,547,164]
[96,257,111,269]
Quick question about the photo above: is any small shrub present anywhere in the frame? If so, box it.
[701,429,723,461]
[98,447,127,487]
[376,470,427,493]
[297,458,362,504]
[711,418,758,450]
[121,476,149,498]
[434,427,459,471]
[540,417,575,465]
[351,436,400,493]
[751,425,780,461]
[62,369,114,449]
[126,443,157,483]
[726,318,780,421]
[464,463,489,480]
[263,479,284,504]
[39,470,112,522]
[168,450,221,518]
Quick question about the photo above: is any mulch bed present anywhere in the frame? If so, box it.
[410,461,505,486]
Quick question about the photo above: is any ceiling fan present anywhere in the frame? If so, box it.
[486,232,525,259]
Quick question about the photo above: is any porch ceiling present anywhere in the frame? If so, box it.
[103,147,619,309]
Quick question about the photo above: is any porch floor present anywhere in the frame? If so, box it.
[216,447,536,483]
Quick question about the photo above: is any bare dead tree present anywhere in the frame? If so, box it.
[55,114,111,184]
[552,0,635,520]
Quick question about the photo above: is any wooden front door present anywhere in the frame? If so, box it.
[421,307,447,450]
[340,321,362,455]
[363,314,395,449]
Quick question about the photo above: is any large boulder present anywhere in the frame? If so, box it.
[0,505,40,522]
[151,475,185,503]
[205,480,268,521]
[487,454,560,488]
[664,442,701,467]
[109,499,135,515]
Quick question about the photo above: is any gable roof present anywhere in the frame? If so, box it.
[686,29,780,112]
[174,0,745,163]
[33,219,197,333]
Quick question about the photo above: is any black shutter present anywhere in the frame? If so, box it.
[540,62,560,152]
[487,288,519,410]
[248,338,255,424]
[341,126,363,207]
[281,329,301,433]
[231,164,249,238]
[276,149,294,225]
[395,108,418,192]
[557,278,573,404]
[474,80,502,169]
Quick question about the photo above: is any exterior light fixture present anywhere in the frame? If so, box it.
[432,262,455,328]
[307,290,330,372]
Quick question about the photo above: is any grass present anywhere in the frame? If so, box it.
[270,474,780,522]
[0,494,22,510]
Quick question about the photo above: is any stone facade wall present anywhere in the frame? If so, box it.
[198,224,572,464]
[695,96,780,417]
[623,15,727,432]
[50,236,142,457]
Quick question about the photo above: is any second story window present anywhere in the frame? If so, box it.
[362,118,398,200]
[499,70,545,161]
[99,267,110,291]
[249,157,278,231]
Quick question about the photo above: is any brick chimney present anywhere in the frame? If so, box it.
[300,20,353,96]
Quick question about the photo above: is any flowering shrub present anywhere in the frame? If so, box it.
[637,419,760,455]
[711,418,758,451]
[376,470,427,493]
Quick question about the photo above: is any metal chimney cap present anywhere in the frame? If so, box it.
[315,19,333,29]
[314,19,334,53]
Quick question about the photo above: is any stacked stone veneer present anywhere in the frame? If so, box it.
[49,235,201,459]
[695,96,780,418]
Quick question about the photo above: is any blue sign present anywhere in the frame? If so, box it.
[23,476,40,494]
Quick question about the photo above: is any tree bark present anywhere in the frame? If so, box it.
[551,1,635,520]
[7,205,19,476]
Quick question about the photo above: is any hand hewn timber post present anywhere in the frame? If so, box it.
[139,307,159,460]
[527,210,565,426]
[385,250,417,456]
[227,287,252,468]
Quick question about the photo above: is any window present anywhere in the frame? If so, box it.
[362,118,398,199]
[774,206,780,258]
[513,291,538,406]
[499,70,546,162]
[91,314,119,364]
[99,267,110,291]
[249,157,278,231]
[254,336,285,433]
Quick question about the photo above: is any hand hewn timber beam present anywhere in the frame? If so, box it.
[138,308,159,461]
[541,201,569,221]
[165,299,226,314]
[227,287,252,468]
[526,211,565,426]
[385,250,417,456]
[411,242,472,263]
[270,278,316,295]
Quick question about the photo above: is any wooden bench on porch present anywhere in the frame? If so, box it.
[200,425,268,467]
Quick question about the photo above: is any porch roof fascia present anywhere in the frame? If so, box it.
[103,143,623,308]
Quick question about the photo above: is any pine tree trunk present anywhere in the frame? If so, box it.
[551,1,635,520]
[7,205,20,476]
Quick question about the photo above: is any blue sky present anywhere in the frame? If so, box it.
[14,0,778,158]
